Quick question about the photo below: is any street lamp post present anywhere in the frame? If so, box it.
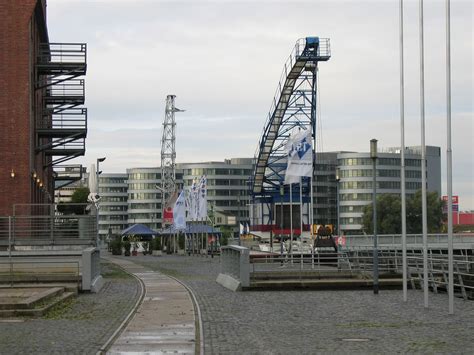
[96,157,106,248]
[280,183,284,258]
[237,195,241,246]
[335,167,341,245]
[370,139,379,295]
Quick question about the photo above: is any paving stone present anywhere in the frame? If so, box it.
[0,261,140,355]
[131,254,474,355]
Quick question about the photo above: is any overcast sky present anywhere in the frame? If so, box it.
[47,0,473,209]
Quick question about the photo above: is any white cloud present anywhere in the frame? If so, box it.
[47,0,473,208]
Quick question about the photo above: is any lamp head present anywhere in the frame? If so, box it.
[10,169,15,179]
[370,139,378,159]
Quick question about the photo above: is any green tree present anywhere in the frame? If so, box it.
[362,194,401,234]
[406,190,444,233]
[57,187,90,215]
[362,190,444,234]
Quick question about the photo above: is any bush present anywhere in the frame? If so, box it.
[110,238,122,255]
[152,237,162,250]
[142,241,150,255]
[123,241,131,256]
[178,234,185,250]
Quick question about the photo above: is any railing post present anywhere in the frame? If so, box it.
[50,204,55,244]
[8,216,13,284]
[240,248,250,288]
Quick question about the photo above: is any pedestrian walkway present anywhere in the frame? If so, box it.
[104,256,197,354]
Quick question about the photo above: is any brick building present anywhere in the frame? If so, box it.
[0,1,87,216]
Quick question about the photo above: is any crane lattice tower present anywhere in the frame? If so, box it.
[160,95,183,226]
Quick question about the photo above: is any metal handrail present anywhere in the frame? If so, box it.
[38,43,87,64]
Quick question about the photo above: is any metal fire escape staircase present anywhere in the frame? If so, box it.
[251,37,330,203]
[35,43,88,188]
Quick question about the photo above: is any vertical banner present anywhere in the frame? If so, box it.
[173,190,187,230]
[187,178,199,221]
[198,175,207,221]
[284,128,313,185]
[163,191,178,224]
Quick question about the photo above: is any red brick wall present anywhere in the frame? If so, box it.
[0,1,48,216]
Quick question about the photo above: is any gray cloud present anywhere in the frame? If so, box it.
[47,0,473,208]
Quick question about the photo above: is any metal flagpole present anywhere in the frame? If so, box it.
[300,178,304,269]
[446,0,454,315]
[419,0,429,308]
[399,0,408,303]
[290,182,293,264]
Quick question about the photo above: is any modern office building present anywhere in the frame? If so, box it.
[313,152,339,227]
[0,1,88,216]
[98,174,129,238]
[126,168,185,231]
[337,146,441,234]
[96,159,253,239]
[56,147,440,238]
[178,158,254,226]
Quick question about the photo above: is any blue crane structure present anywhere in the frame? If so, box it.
[249,37,331,234]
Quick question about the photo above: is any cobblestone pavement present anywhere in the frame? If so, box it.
[130,254,474,355]
[0,261,140,355]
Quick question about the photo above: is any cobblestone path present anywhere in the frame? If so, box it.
[131,254,474,355]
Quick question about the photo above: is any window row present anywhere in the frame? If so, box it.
[340,217,364,225]
[339,169,421,178]
[340,181,401,190]
[101,196,127,202]
[339,158,422,167]
[129,183,159,190]
[129,203,159,210]
[184,179,249,186]
[101,206,127,212]
[129,192,161,200]
[99,177,127,184]
[99,187,127,193]
[186,168,253,176]
[339,205,366,213]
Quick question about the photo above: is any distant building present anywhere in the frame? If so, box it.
[56,147,441,238]
[178,158,254,228]
[98,173,128,238]
[337,146,441,234]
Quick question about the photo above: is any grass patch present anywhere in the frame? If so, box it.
[337,320,423,329]
[101,262,131,279]
[43,297,77,320]
[408,340,447,351]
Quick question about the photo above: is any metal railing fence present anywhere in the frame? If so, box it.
[246,248,473,299]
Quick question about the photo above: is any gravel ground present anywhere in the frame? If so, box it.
[0,261,140,355]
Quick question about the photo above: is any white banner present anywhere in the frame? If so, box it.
[187,178,199,221]
[173,190,187,230]
[284,129,313,185]
[198,175,207,221]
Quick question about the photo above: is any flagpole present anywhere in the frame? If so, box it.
[399,0,408,303]
[419,0,429,308]
[446,0,454,315]
[300,177,303,269]
[290,182,293,264]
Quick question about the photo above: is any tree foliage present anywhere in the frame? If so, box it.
[362,190,444,234]
[57,187,90,215]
